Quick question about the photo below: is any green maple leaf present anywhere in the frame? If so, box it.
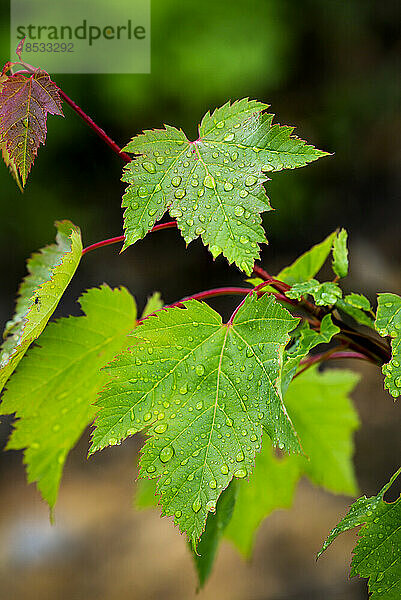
[225,436,300,557]
[285,366,360,495]
[227,366,359,556]
[277,230,336,285]
[121,98,327,274]
[336,296,374,328]
[318,467,401,599]
[287,279,342,306]
[0,286,136,508]
[332,228,349,279]
[0,221,82,394]
[90,293,299,544]
[375,293,401,399]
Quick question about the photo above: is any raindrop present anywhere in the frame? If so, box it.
[154,423,168,434]
[142,161,156,173]
[144,412,152,422]
[196,400,203,410]
[170,208,183,218]
[209,479,217,489]
[216,120,225,128]
[174,189,186,199]
[234,468,247,478]
[156,156,165,164]
[220,464,229,474]
[159,445,174,463]
[236,451,245,462]
[195,364,205,376]
[203,175,215,189]
[137,186,148,198]
[192,497,202,513]
[224,182,234,191]
[146,465,156,473]
[224,133,235,142]
[234,205,244,217]
[171,176,182,187]
[245,175,257,186]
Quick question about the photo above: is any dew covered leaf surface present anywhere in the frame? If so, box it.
[0,286,136,508]
[319,468,401,599]
[121,98,327,274]
[375,293,401,399]
[0,221,82,394]
[0,71,63,186]
[91,293,299,544]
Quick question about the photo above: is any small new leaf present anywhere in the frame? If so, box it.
[318,467,401,599]
[375,293,401,399]
[226,437,300,557]
[287,279,342,306]
[0,221,82,394]
[0,70,63,186]
[0,286,136,508]
[122,98,327,274]
[332,228,348,279]
[91,293,299,545]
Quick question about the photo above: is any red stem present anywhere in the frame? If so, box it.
[13,69,133,163]
[253,264,290,292]
[57,88,132,163]
[295,349,372,379]
[81,221,178,255]
[227,280,275,325]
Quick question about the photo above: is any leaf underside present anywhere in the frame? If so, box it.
[0,221,82,395]
[121,98,327,274]
[0,286,136,508]
[91,293,299,545]
[0,70,63,186]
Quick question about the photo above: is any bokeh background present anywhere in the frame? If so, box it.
[0,1,400,598]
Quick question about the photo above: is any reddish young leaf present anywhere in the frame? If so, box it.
[0,70,63,186]
[0,73,22,190]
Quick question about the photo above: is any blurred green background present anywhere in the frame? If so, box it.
[0,1,400,599]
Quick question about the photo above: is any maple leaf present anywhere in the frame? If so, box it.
[91,293,299,545]
[0,70,63,186]
[0,221,82,394]
[121,98,328,274]
[375,293,401,399]
[318,467,401,599]
[0,286,136,508]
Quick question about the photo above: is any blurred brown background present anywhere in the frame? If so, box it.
[0,0,400,598]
